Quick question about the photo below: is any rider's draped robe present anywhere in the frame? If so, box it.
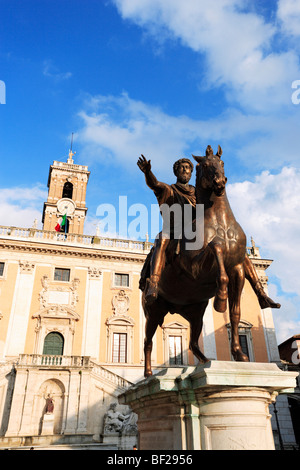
[154,182,196,238]
[139,181,197,290]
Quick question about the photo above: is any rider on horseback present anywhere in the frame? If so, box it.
[137,154,196,305]
[137,154,280,310]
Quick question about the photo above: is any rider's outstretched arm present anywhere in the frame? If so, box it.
[137,154,165,193]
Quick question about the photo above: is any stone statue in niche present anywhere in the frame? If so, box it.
[45,394,54,414]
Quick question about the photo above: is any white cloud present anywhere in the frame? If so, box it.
[77,93,300,175]
[227,167,300,323]
[226,167,300,343]
[269,283,300,344]
[277,0,300,37]
[77,93,201,173]
[0,185,46,229]
[112,0,300,111]
[43,60,72,81]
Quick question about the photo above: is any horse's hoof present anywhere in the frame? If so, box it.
[232,349,249,362]
[198,356,209,364]
[213,296,227,313]
[144,370,153,378]
[259,295,281,310]
[145,293,157,306]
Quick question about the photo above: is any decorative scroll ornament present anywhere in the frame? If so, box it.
[38,275,80,309]
[112,289,130,316]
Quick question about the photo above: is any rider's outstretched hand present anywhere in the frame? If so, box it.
[137,154,151,173]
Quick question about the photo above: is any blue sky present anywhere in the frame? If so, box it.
[1,0,300,344]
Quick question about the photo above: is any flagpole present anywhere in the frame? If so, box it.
[65,209,68,235]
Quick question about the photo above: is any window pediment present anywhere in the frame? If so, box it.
[106,315,135,327]
[33,305,80,321]
[225,319,253,330]
[162,321,188,330]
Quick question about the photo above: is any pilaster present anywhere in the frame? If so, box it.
[81,268,103,360]
[4,262,35,358]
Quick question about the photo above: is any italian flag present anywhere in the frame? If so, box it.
[55,213,67,232]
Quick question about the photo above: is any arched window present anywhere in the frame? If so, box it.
[43,332,64,356]
[62,182,73,199]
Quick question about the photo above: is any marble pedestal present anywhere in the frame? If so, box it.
[118,361,298,450]
[41,413,54,436]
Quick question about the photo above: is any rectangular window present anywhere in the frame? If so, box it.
[169,336,183,365]
[112,333,127,363]
[54,268,70,282]
[0,262,4,277]
[114,273,129,287]
[239,334,250,358]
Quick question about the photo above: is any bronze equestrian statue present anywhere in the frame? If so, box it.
[138,145,280,377]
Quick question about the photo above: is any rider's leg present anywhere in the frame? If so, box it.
[139,247,153,291]
[145,237,170,304]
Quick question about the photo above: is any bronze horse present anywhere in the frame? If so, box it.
[142,145,253,377]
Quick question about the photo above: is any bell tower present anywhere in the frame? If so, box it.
[42,143,90,235]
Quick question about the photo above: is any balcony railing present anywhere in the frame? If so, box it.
[17,354,133,390]
[0,225,152,252]
[18,354,91,368]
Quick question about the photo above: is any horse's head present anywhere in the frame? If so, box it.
[193,145,227,196]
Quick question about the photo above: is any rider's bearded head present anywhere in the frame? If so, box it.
[173,158,194,184]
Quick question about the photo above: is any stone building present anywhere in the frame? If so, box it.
[0,149,297,449]
[277,335,300,449]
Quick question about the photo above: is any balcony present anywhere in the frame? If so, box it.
[16,354,133,390]
[17,354,92,368]
[0,225,152,253]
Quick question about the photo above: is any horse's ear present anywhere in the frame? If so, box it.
[216,145,223,158]
[206,145,214,156]
[192,154,204,164]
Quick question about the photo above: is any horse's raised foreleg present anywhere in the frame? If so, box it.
[244,255,281,309]
[211,244,229,313]
[228,263,249,362]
